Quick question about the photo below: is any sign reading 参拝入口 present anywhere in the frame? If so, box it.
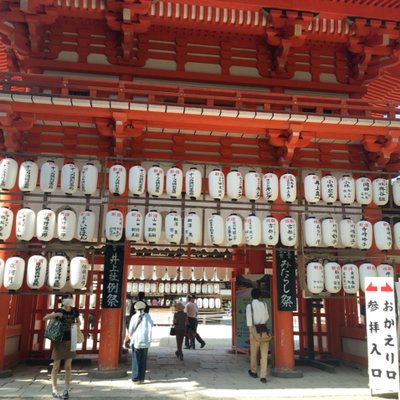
[276,248,297,311]
[365,277,399,395]
[101,243,124,308]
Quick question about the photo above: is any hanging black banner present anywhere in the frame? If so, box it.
[101,243,124,309]
[276,248,297,311]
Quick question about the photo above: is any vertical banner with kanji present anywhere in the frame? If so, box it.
[101,243,124,308]
[276,249,297,311]
[365,277,399,395]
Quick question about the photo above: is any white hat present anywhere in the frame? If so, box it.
[134,301,147,311]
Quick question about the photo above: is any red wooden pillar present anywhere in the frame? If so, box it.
[247,246,266,274]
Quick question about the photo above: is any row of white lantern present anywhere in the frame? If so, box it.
[307,261,394,295]
[0,255,89,291]
[0,158,98,195]
[304,217,396,250]
[0,207,96,242]
[128,281,220,295]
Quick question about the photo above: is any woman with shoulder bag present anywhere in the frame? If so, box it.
[173,302,187,360]
[43,293,80,399]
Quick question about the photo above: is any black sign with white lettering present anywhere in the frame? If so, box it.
[101,243,124,308]
[276,248,297,311]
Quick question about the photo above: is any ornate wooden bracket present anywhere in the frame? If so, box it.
[362,131,400,168]
[0,109,35,151]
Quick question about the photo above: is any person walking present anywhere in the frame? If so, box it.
[173,302,187,360]
[246,288,270,384]
[43,293,80,399]
[184,294,206,349]
[127,301,153,384]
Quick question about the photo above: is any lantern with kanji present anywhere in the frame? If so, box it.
[0,207,13,241]
[40,160,59,193]
[18,160,38,192]
[321,174,337,204]
[359,263,377,292]
[372,177,389,206]
[208,169,225,200]
[109,164,127,195]
[244,171,261,202]
[57,208,77,241]
[339,217,356,248]
[70,256,89,289]
[80,162,98,196]
[226,213,243,246]
[226,170,243,201]
[321,217,338,247]
[185,167,202,200]
[165,210,182,244]
[128,165,146,196]
[77,210,96,242]
[377,264,394,278]
[4,256,25,290]
[26,255,47,289]
[280,216,297,247]
[36,208,56,241]
[48,255,69,290]
[280,173,297,203]
[105,209,124,241]
[262,172,278,203]
[338,175,355,205]
[342,263,359,294]
[304,173,320,204]
[147,165,164,197]
[394,221,400,250]
[0,157,18,190]
[126,209,143,242]
[61,162,79,195]
[244,214,261,246]
[324,262,341,294]
[356,219,373,250]
[207,213,224,245]
[374,220,392,250]
[304,216,321,247]
[262,216,279,247]
[184,212,202,245]
[307,262,324,294]
[355,176,372,205]
[166,166,183,198]
[392,178,400,206]
[144,210,162,243]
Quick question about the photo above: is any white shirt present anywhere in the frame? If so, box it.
[128,311,153,349]
[185,301,198,318]
[246,299,269,327]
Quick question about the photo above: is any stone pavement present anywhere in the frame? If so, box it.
[0,321,391,400]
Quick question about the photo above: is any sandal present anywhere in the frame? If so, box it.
[52,392,62,399]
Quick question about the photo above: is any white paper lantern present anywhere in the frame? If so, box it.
[304,173,321,204]
[61,163,79,195]
[129,165,146,196]
[0,157,18,190]
[394,221,400,249]
[126,209,143,242]
[392,178,400,206]
[321,218,338,247]
[105,209,124,241]
[356,176,372,205]
[4,256,25,290]
[226,213,243,246]
[40,160,59,193]
[15,208,35,241]
[184,212,202,245]
[262,172,279,203]
[342,263,359,294]
[226,170,243,201]
[70,256,89,289]
[262,216,279,246]
[338,175,355,205]
[36,208,56,242]
[48,255,68,290]
[166,166,183,198]
[77,210,96,242]
[18,160,38,192]
[280,173,297,203]
[304,217,321,247]
[324,262,341,294]
[359,263,377,292]
[165,211,182,244]
[372,177,389,206]
[0,258,4,288]
[57,208,76,241]
[147,165,164,197]
[208,169,225,200]
[356,220,373,250]
[0,207,13,241]
[109,164,127,195]
[80,163,98,196]
[377,264,394,278]
[185,167,202,200]
[27,255,47,289]
[244,214,261,246]
[280,216,297,247]
[144,210,162,243]
[207,213,224,245]
[244,171,261,202]
[321,174,337,204]
[307,262,324,294]
[339,218,356,248]
[374,220,392,250]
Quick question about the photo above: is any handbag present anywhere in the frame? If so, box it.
[170,326,176,336]
[251,303,273,343]
[76,325,84,344]
[45,318,65,342]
